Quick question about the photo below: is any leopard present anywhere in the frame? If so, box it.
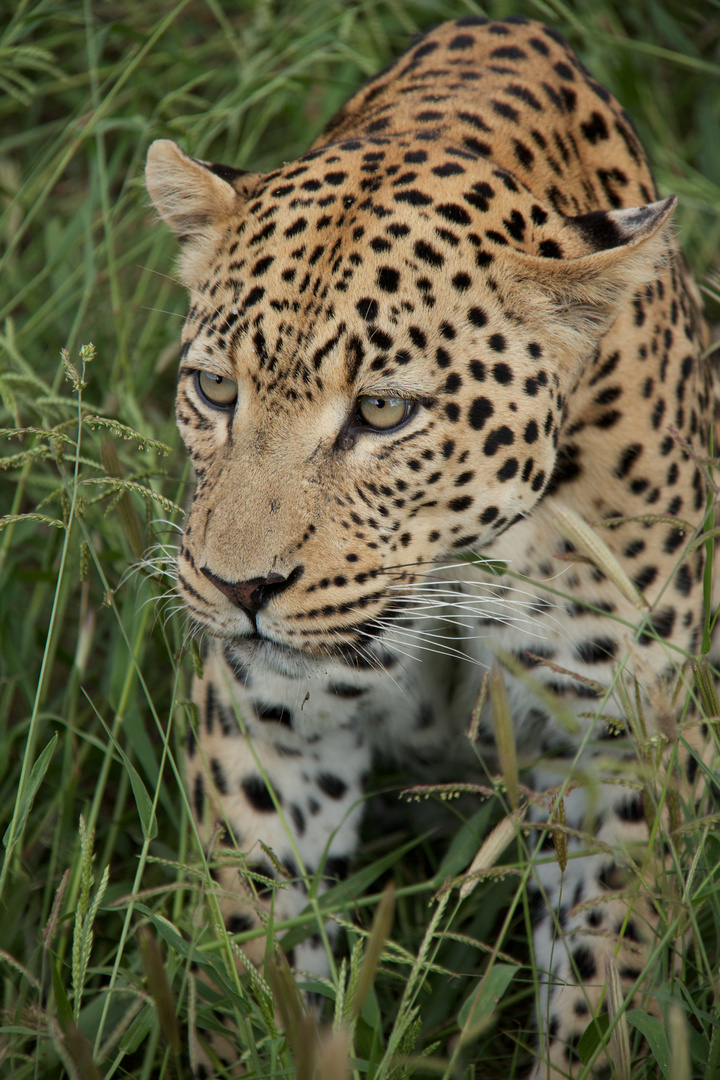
[145,13,717,1079]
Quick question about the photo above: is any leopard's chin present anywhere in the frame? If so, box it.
[222,632,334,679]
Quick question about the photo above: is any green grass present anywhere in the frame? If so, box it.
[1,1,719,1077]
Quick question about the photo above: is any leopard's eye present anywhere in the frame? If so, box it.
[196,370,237,408]
[356,395,413,431]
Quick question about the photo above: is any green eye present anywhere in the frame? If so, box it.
[356,395,412,431]
[196,370,237,408]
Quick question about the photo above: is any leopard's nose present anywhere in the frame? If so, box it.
[201,565,304,615]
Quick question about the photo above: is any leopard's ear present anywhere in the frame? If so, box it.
[503,196,676,359]
[145,139,258,240]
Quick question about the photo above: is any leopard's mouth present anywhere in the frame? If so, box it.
[222,630,332,678]
[222,619,390,678]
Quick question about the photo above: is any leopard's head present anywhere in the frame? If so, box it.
[146,137,673,670]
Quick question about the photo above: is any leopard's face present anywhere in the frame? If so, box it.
[148,137,672,668]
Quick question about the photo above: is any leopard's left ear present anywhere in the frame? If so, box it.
[503,196,676,357]
[145,139,259,240]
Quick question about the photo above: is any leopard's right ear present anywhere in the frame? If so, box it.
[145,140,258,240]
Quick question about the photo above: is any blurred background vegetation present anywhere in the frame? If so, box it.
[0,1,719,1077]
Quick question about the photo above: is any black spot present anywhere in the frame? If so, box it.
[254,701,294,726]
[588,350,620,387]
[571,944,596,981]
[438,203,471,225]
[554,61,574,81]
[210,758,228,795]
[524,419,538,443]
[491,45,527,60]
[491,99,519,123]
[193,773,204,819]
[227,913,254,935]
[674,564,692,596]
[284,216,308,238]
[433,161,465,177]
[616,794,644,822]
[377,267,400,293]
[357,297,378,321]
[493,362,512,383]
[290,803,306,836]
[242,774,279,812]
[469,397,494,430]
[639,607,676,644]
[324,855,351,880]
[329,682,365,698]
[575,638,616,664]
[538,239,563,259]
[483,425,514,455]
[413,40,439,59]
[462,138,492,160]
[651,398,666,429]
[594,386,621,406]
[468,306,488,328]
[580,111,609,144]
[485,229,508,246]
[664,528,685,555]
[513,140,534,169]
[634,566,657,591]
[595,410,621,429]
[497,458,518,481]
[414,239,444,267]
[316,772,347,799]
[469,359,486,381]
[449,495,473,511]
[394,189,432,207]
[251,255,274,277]
[488,333,506,352]
[458,111,492,134]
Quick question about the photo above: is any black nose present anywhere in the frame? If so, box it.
[201,565,303,616]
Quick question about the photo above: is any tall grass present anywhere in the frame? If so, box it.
[1,1,719,1077]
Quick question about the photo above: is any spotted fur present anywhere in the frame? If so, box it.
[145,15,716,1078]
